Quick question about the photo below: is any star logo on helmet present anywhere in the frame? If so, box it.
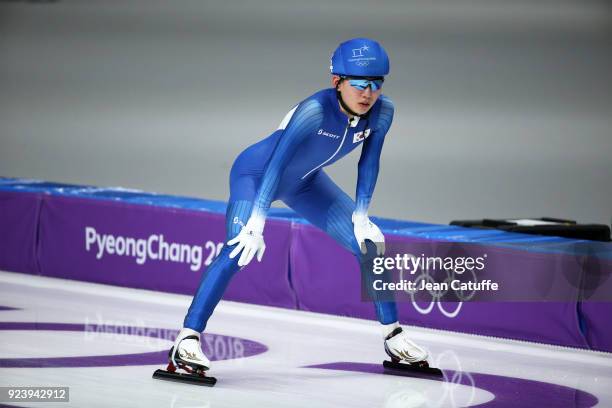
[362,45,370,52]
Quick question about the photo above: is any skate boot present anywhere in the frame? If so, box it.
[382,323,442,377]
[170,328,211,372]
[153,328,216,386]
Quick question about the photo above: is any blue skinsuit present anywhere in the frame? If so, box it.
[184,88,397,332]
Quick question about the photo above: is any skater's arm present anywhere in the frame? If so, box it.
[352,97,393,256]
[249,99,324,226]
[355,96,394,216]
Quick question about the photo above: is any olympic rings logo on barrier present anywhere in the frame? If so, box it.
[398,253,480,318]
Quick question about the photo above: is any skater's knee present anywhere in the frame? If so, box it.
[204,244,242,274]
[356,240,378,264]
[219,243,234,256]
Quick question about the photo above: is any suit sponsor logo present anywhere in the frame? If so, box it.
[317,129,341,139]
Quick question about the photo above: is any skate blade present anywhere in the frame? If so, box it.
[153,369,217,386]
[383,360,443,378]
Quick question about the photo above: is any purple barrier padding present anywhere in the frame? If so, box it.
[580,254,612,352]
[290,223,378,320]
[0,191,41,274]
[402,302,587,349]
[581,303,612,353]
[37,195,296,309]
[291,224,589,349]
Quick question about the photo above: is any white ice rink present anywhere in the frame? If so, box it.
[0,271,610,408]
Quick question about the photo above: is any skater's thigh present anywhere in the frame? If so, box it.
[283,171,359,254]
[225,174,258,241]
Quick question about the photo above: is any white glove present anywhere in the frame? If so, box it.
[352,212,385,255]
[227,216,266,267]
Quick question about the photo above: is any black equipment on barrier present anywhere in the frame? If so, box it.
[450,218,611,242]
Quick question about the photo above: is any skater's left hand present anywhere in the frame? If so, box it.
[228,217,266,267]
[352,212,385,255]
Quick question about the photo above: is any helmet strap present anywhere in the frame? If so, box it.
[335,79,365,118]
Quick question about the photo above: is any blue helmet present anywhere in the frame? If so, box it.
[330,38,390,77]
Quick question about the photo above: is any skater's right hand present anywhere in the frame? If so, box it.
[228,216,266,267]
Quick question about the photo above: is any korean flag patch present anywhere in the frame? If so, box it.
[353,128,371,143]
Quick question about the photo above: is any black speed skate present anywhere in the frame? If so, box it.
[383,359,442,377]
